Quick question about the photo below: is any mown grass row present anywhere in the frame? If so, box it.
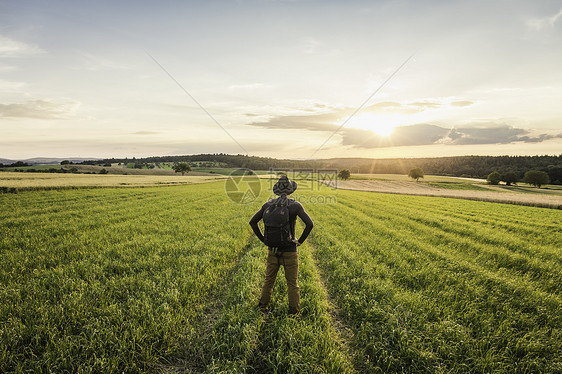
[307,188,561,373]
[335,196,562,295]
[1,183,262,372]
[190,236,354,373]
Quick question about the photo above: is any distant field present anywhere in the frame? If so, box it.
[351,173,466,182]
[60,164,217,176]
[0,164,63,171]
[352,173,561,191]
[0,172,224,190]
[1,181,560,372]
[1,164,217,176]
[192,167,273,176]
[336,174,562,208]
[192,167,246,175]
[425,181,492,191]
[352,174,494,189]
[492,184,562,194]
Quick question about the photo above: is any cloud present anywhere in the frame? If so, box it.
[527,9,562,30]
[132,131,159,135]
[0,100,79,120]
[249,112,342,132]
[246,105,562,149]
[438,125,527,145]
[410,101,441,109]
[0,79,26,92]
[450,100,474,107]
[351,124,562,149]
[227,83,273,92]
[0,65,17,72]
[363,100,469,114]
[516,133,559,143]
[340,124,449,148]
[78,52,129,71]
[0,35,43,57]
[299,37,322,54]
[365,101,402,111]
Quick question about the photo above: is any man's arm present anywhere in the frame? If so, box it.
[296,205,314,244]
[249,206,265,243]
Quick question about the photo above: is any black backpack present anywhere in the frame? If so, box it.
[263,199,292,248]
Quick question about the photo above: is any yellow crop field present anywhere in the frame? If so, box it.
[0,172,225,189]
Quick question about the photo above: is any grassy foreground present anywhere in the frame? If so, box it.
[1,181,560,372]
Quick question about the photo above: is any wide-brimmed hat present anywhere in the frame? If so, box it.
[273,175,297,196]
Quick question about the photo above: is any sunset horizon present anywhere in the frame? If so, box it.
[1,1,561,160]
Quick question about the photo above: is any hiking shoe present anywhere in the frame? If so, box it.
[258,303,269,313]
[288,307,300,316]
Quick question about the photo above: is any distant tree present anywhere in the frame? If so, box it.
[11,161,29,167]
[103,162,112,167]
[338,169,351,180]
[99,168,109,174]
[501,171,519,186]
[487,171,501,185]
[133,163,143,169]
[173,162,191,176]
[61,160,71,165]
[408,167,424,182]
[523,170,550,188]
[69,168,78,173]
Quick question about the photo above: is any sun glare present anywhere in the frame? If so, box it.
[347,113,405,137]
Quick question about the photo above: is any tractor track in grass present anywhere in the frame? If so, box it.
[155,236,257,373]
[244,241,356,373]
[322,196,562,298]
[307,241,364,374]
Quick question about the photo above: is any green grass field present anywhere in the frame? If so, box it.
[1,181,560,373]
[0,164,62,171]
[425,181,492,191]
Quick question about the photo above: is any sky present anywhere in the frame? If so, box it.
[1,0,561,160]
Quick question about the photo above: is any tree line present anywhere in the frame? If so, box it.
[76,154,562,184]
[83,154,323,171]
[319,155,562,185]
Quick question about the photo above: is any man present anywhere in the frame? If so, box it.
[249,175,314,315]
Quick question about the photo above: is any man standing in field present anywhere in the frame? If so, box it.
[249,175,314,315]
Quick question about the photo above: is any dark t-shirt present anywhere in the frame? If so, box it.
[249,197,314,251]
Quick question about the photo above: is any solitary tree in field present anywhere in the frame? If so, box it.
[338,169,351,180]
[408,167,424,182]
[523,170,550,188]
[173,162,191,176]
[487,171,501,185]
[501,171,519,186]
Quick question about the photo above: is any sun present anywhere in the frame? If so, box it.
[346,113,403,137]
